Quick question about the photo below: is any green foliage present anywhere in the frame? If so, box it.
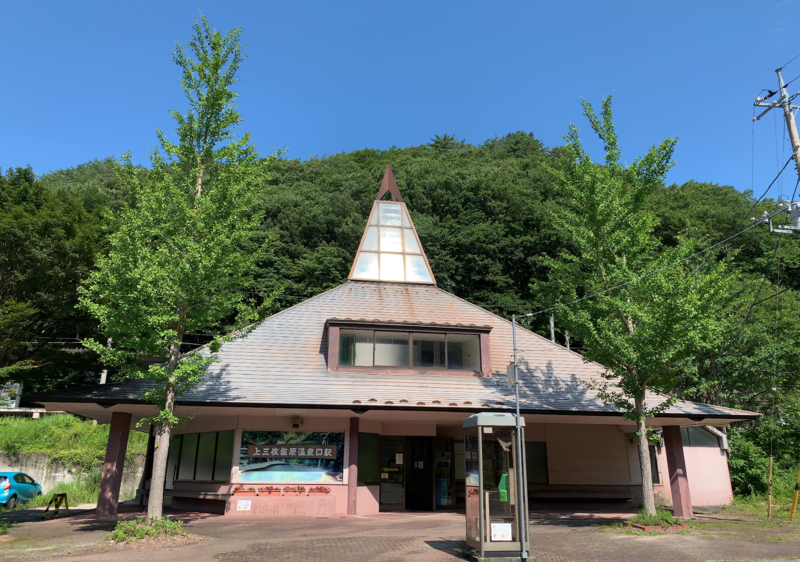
[630,507,679,526]
[0,521,11,535]
[728,428,772,495]
[38,157,132,212]
[110,517,185,542]
[426,133,471,153]
[0,167,111,391]
[533,96,733,514]
[535,97,730,419]
[4,47,798,506]
[255,135,562,314]
[79,14,276,429]
[0,414,146,473]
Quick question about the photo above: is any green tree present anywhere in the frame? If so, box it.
[0,167,108,390]
[79,15,275,519]
[536,97,731,515]
[39,157,132,212]
[427,133,470,152]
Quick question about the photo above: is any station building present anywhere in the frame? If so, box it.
[27,167,756,518]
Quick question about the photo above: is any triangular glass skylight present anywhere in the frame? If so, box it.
[348,167,436,284]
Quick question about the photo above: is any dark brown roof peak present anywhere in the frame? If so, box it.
[375,165,404,203]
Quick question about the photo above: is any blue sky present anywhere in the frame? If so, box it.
[1,1,798,197]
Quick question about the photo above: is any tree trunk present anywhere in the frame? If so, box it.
[195,160,204,198]
[635,395,656,516]
[146,339,181,519]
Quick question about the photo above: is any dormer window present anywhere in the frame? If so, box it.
[327,320,491,377]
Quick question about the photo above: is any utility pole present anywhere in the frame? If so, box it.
[754,66,800,182]
[549,315,555,342]
[753,63,800,518]
[511,315,529,560]
[754,66,800,236]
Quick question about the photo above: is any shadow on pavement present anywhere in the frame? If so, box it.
[425,539,466,558]
[0,506,94,525]
[530,517,622,528]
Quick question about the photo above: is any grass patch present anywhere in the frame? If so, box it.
[723,493,796,520]
[0,521,11,535]
[629,507,679,526]
[109,517,185,542]
[0,414,147,473]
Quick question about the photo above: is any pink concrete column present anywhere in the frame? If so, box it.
[96,412,132,517]
[663,426,693,519]
[347,417,359,515]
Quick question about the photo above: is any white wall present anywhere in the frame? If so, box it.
[0,452,145,498]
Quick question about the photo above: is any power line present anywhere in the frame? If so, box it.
[731,156,793,233]
[518,219,769,319]
[783,74,800,90]
[682,182,797,400]
[781,53,800,70]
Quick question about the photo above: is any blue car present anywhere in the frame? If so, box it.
[0,472,42,509]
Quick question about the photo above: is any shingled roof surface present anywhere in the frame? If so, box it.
[29,281,757,420]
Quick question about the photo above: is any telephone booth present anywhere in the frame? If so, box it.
[463,413,529,560]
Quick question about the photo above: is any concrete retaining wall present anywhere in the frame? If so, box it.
[0,452,145,498]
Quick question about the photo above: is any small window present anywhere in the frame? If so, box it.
[195,432,218,480]
[412,333,446,368]
[525,442,548,484]
[374,332,409,366]
[649,446,660,484]
[178,433,199,480]
[214,430,235,480]
[447,334,480,371]
[681,427,720,448]
[336,328,483,372]
[166,434,182,489]
[340,329,374,366]
[358,433,381,485]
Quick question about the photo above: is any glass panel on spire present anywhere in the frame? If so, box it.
[348,168,436,284]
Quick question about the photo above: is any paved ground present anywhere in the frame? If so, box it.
[0,504,798,562]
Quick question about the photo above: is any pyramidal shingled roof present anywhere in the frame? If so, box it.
[347,166,436,284]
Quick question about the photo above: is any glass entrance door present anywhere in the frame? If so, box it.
[434,439,455,509]
[379,439,404,511]
[406,437,433,511]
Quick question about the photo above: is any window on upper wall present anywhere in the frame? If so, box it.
[339,329,481,371]
[649,446,660,484]
[680,427,720,448]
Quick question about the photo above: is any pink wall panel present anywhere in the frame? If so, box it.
[683,447,733,506]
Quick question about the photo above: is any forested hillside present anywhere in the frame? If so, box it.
[1,130,798,496]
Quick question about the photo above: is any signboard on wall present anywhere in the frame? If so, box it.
[247,445,337,460]
[238,431,345,483]
[237,500,251,511]
[0,383,21,409]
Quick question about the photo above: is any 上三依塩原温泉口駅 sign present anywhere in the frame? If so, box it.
[247,445,337,460]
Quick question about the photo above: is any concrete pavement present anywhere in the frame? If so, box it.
[0,505,798,561]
